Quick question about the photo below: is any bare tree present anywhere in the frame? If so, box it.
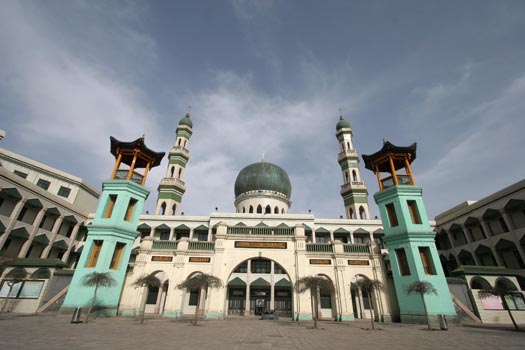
[354,276,383,329]
[132,273,161,324]
[1,263,27,313]
[406,280,437,330]
[479,286,521,331]
[81,272,116,323]
[177,272,223,326]
[295,275,334,329]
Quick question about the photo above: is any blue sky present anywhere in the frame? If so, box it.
[1,0,524,219]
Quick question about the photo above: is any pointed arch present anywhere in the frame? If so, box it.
[249,206,254,213]
[160,202,166,215]
[345,171,349,183]
[242,207,246,213]
[257,205,262,214]
[171,204,176,215]
[281,208,285,214]
[349,208,355,219]
[274,206,279,214]
[178,168,182,179]
[265,205,271,214]
[170,166,175,177]
[359,206,366,219]
[352,170,358,182]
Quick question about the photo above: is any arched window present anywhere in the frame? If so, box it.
[257,205,262,214]
[249,206,253,213]
[170,166,175,177]
[177,139,181,146]
[281,208,285,214]
[359,206,366,219]
[183,140,187,147]
[160,202,166,215]
[352,170,357,182]
[178,168,182,179]
[470,277,491,290]
[274,206,279,214]
[265,205,271,214]
[349,208,355,219]
[172,204,176,215]
[242,207,246,213]
[347,142,350,150]
[345,172,349,183]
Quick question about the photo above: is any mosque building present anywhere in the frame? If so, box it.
[58,113,458,324]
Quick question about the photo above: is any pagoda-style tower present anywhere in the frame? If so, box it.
[155,113,193,215]
[62,136,164,315]
[336,115,370,219]
[362,141,456,323]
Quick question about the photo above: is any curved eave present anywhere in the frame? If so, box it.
[362,141,417,172]
[110,136,165,168]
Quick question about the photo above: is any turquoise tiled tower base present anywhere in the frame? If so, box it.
[375,185,457,323]
[62,180,149,315]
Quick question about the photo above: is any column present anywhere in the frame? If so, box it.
[350,231,355,244]
[0,198,27,251]
[61,223,81,262]
[329,230,334,242]
[357,286,365,319]
[245,259,251,316]
[270,261,275,310]
[501,211,514,231]
[168,227,175,240]
[461,224,472,244]
[154,283,164,314]
[189,228,194,241]
[207,226,213,242]
[18,207,47,258]
[41,215,64,258]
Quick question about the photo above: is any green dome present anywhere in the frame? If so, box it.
[234,162,292,198]
[336,116,351,131]
[179,114,193,128]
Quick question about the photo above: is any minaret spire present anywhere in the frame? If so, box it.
[335,115,370,219]
[155,113,193,215]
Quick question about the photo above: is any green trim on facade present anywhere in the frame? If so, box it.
[340,314,355,321]
[204,312,224,319]
[275,278,291,287]
[251,277,270,286]
[158,192,183,202]
[228,277,246,286]
[343,195,369,206]
[10,258,67,267]
[163,310,182,318]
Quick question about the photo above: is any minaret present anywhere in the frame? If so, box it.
[155,113,193,215]
[62,136,164,315]
[362,141,456,324]
[336,115,370,219]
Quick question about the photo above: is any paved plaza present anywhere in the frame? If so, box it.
[0,314,523,350]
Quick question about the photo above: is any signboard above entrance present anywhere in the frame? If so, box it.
[151,256,173,262]
[234,241,287,249]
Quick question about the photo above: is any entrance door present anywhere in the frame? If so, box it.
[250,288,270,315]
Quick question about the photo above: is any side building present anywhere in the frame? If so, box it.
[0,146,99,313]
[435,179,525,324]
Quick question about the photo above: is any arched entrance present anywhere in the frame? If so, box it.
[144,271,168,315]
[226,258,293,317]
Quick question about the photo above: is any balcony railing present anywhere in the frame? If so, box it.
[337,149,358,161]
[160,177,186,187]
[381,174,412,189]
[152,241,178,250]
[115,169,143,185]
[171,146,190,157]
[306,243,333,253]
[343,243,370,254]
[227,227,294,236]
[188,241,215,251]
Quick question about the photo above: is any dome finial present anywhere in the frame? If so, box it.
[339,108,343,118]
[187,105,191,117]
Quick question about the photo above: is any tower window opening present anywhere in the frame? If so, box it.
[110,242,125,270]
[349,208,355,219]
[183,140,187,147]
[160,202,166,215]
[407,200,421,224]
[352,170,357,182]
[177,139,181,146]
[170,166,175,177]
[395,248,411,276]
[345,172,349,184]
[274,206,279,214]
[418,247,435,275]
[124,198,138,221]
[265,205,271,214]
[249,206,253,213]
[87,240,103,268]
[347,142,350,150]
[178,168,182,179]
[257,205,262,214]
[281,208,284,214]
[172,204,176,215]
[105,195,117,218]
[386,203,399,227]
